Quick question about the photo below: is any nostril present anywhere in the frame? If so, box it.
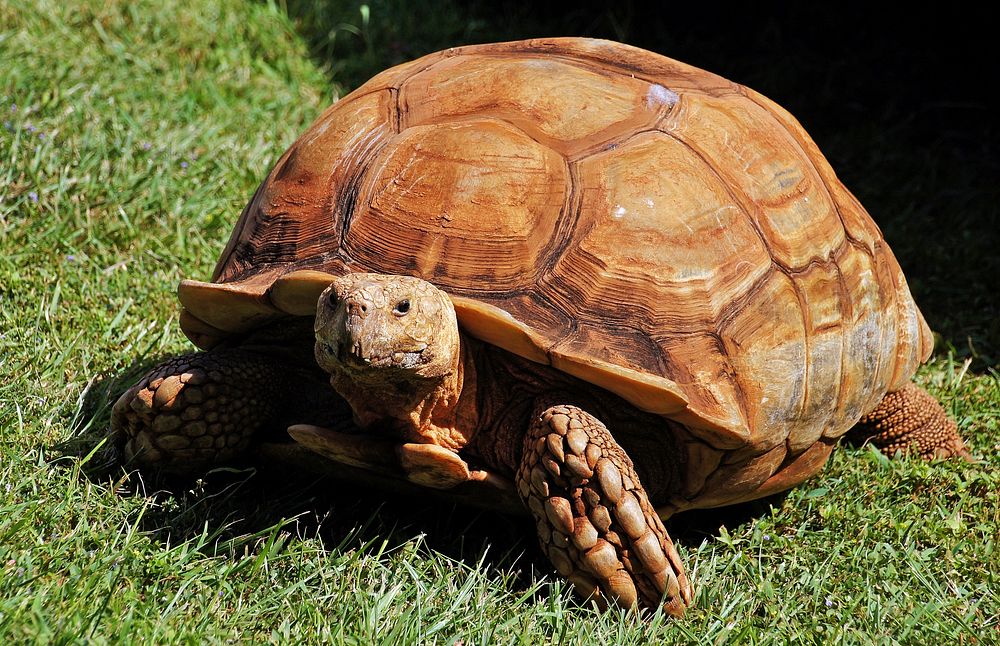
[346,300,367,317]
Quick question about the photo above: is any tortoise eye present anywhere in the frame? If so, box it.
[393,299,411,316]
[327,291,339,308]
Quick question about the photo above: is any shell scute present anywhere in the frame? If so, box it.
[651,333,749,447]
[743,87,884,254]
[664,93,847,271]
[344,118,567,290]
[790,261,846,449]
[213,90,396,284]
[544,131,772,333]
[400,54,673,157]
[831,242,902,433]
[718,270,809,449]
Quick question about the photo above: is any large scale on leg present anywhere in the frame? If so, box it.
[518,403,692,615]
[111,38,972,616]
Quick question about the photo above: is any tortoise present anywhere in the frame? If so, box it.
[111,37,970,615]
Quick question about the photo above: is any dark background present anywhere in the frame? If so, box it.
[285,0,999,368]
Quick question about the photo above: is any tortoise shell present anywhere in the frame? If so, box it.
[179,38,933,454]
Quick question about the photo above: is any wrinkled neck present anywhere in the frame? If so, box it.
[329,340,478,452]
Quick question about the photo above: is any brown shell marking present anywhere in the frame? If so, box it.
[399,54,677,157]
[344,118,568,289]
[211,89,397,284]
[185,38,933,457]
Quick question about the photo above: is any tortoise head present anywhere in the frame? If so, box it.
[314,273,460,383]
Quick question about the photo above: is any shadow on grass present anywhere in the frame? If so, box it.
[54,374,543,592]
[55,356,784,603]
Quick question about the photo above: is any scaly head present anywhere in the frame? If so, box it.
[313,273,467,437]
[314,273,460,380]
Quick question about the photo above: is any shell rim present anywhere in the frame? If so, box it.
[177,271,723,431]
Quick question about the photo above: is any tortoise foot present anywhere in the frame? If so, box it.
[289,425,503,489]
[852,383,972,461]
[517,404,692,616]
[111,349,285,474]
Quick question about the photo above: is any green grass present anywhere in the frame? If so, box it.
[1,0,997,643]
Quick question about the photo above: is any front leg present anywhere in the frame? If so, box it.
[112,349,288,474]
[396,443,493,489]
[517,404,693,616]
[290,425,495,489]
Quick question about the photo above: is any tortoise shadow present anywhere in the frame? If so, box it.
[57,361,784,601]
[86,458,784,603]
[55,361,545,589]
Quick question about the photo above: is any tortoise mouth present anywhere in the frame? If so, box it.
[319,341,429,371]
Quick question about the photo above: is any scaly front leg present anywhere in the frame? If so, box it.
[517,403,693,615]
[290,425,498,489]
[112,349,288,474]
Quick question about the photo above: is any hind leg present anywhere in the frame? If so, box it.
[852,383,971,460]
